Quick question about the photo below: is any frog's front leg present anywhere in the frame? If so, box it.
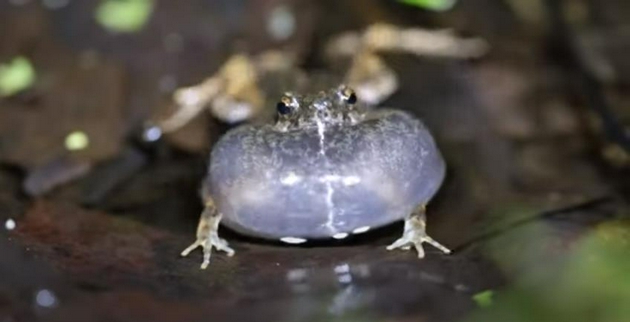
[181,198,235,269]
[387,205,451,258]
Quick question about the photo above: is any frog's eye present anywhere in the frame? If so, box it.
[346,92,357,104]
[277,96,294,115]
[340,87,357,104]
[277,101,291,115]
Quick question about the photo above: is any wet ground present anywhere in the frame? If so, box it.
[1,0,629,322]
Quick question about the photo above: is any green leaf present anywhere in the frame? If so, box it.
[398,0,457,11]
[472,290,495,308]
[95,0,154,33]
[0,56,36,97]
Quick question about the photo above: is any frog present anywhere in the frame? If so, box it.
[163,23,487,269]
[180,85,451,269]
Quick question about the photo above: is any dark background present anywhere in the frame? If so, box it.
[0,0,629,321]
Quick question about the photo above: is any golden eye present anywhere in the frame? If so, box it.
[341,87,357,104]
[277,96,293,115]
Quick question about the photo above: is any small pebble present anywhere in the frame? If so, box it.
[35,289,58,308]
[4,219,16,231]
[142,124,162,142]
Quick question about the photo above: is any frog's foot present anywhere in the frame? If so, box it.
[326,23,488,60]
[386,206,451,258]
[181,205,235,269]
[346,50,398,106]
[208,54,264,124]
[163,53,264,131]
[162,77,222,133]
[364,23,489,59]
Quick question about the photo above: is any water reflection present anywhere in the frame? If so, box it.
[280,259,478,321]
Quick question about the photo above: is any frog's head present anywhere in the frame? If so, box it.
[273,85,363,132]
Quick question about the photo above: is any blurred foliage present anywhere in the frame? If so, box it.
[0,56,36,97]
[65,131,90,151]
[467,219,630,322]
[95,0,154,33]
[397,0,457,11]
[472,290,495,308]
[504,0,546,25]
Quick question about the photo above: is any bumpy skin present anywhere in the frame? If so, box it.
[204,90,445,239]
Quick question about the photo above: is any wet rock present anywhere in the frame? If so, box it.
[0,167,27,223]
[11,199,504,322]
[14,200,166,276]
[23,156,92,197]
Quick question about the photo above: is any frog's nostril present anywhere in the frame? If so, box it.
[317,110,331,119]
[312,98,331,110]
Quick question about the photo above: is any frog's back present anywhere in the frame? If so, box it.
[206,110,445,240]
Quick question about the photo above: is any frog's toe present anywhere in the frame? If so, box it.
[180,238,211,269]
[214,237,235,257]
[422,234,451,255]
[386,233,448,258]
[181,207,235,269]
[181,234,235,269]
[181,240,202,257]
[386,212,451,258]
[386,236,426,258]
